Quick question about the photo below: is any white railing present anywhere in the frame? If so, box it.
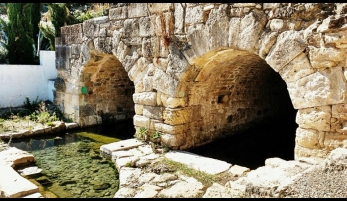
[0,51,56,108]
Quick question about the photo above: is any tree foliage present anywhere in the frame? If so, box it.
[0,3,40,64]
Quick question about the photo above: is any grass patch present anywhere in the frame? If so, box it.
[160,158,222,187]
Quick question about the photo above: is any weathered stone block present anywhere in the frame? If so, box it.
[161,133,184,147]
[109,7,127,20]
[185,5,205,25]
[128,3,148,18]
[287,67,347,109]
[294,144,329,159]
[134,80,144,93]
[323,132,347,151]
[139,17,155,37]
[61,24,83,45]
[163,108,191,125]
[143,105,164,120]
[266,30,306,72]
[205,4,229,50]
[228,17,241,48]
[237,10,267,52]
[160,93,187,108]
[256,31,278,59]
[295,127,325,149]
[324,30,347,48]
[174,3,185,34]
[308,46,346,68]
[123,19,139,38]
[133,115,150,128]
[148,3,173,14]
[332,104,347,120]
[154,122,186,134]
[133,92,157,106]
[279,52,315,83]
[296,106,331,131]
[135,104,143,115]
[153,69,179,97]
[128,57,150,84]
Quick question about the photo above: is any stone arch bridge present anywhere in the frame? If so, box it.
[54,3,347,159]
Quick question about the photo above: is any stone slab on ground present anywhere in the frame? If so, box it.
[18,166,43,177]
[100,138,144,155]
[0,165,39,198]
[0,147,34,168]
[165,150,232,175]
[21,192,44,198]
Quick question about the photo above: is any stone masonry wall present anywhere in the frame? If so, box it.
[55,3,347,159]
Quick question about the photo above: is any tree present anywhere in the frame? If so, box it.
[39,3,68,51]
[1,3,39,64]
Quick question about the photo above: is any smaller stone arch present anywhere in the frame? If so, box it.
[77,51,135,126]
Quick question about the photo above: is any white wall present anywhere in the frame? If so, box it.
[0,51,56,108]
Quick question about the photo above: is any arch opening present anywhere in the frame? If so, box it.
[183,48,297,169]
[76,51,135,127]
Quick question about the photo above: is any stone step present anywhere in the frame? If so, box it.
[0,165,39,198]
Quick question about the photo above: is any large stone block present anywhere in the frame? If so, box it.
[148,3,173,14]
[160,93,187,108]
[154,122,186,134]
[324,132,347,151]
[163,108,191,125]
[278,52,315,83]
[324,30,347,49]
[295,127,324,149]
[287,67,347,109]
[296,106,331,132]
[174,3,185,34]
[123,25,141,44]
[185,5,206,25]
[128,57,150,84]
[127,3,148,18]
[308,46,347,68]
[294,144,329,159]
[109,7,128,20]
[204,4,229,50]
[266,30,306,72]
[161,133,184,147]
[139,17,155,37]
[237,9,267,51]
[133,92,157,106]
[143,105,164,120]
[61,24,83,45]
[133,114,150,128]
[256,31,278,59]
[153,69,179,97]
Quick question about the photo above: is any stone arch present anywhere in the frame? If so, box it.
[55,3,347,160]
[77,51,135,126]
[171,48,296,150]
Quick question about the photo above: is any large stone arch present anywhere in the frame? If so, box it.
[55,3,347,160]
[170,48,295,149]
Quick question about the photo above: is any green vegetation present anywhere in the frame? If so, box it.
[0,3,114,61]
[134,127,149,141]
[0,96,64,135]
[0,3,39,64]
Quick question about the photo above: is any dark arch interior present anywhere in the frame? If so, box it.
[79,52,135,126]
[187,49,298,170]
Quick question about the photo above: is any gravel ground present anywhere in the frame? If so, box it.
[282,165,347,198]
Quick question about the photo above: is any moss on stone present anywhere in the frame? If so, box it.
[77,132,121,144]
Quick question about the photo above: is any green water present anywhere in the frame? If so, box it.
[9,120,135,198]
